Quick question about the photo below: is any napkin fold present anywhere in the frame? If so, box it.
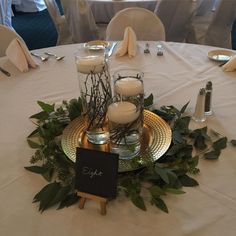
[116,27,137,58]
[222,55,236,72]
[6,38,38,72]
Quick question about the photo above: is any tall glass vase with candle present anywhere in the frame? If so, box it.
[75,46,112,144]
[108,69,144,159]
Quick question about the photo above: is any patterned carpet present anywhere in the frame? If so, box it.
[12,7,236,51]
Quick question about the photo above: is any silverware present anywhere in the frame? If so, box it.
[0,66,11,77]
[144,43,150,54]
[31,52,49,62]
[108,42,117,57]
[157,43,164,56]
[44,52,65,61]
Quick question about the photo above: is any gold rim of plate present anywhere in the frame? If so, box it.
[61,110,172,172]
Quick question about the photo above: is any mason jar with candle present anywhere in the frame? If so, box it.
[108,69,144,159]
[75,46,112,144]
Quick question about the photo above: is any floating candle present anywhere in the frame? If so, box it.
[107,101,140,124]
[115,77,144,97]
[76,55,104,74]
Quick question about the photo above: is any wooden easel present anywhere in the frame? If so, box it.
[77,191,108,215]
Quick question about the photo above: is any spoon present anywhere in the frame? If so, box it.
[144,43,150,54]
[31,52,49,61]
[45,52,65,61]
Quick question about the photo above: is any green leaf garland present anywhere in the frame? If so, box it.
[25,95,232,213]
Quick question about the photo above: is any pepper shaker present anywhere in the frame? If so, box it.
[204,81,213,115]
[192,88,206,122]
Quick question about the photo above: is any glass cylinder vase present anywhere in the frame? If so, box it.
[108,69,144,159]
[75,46,112,144]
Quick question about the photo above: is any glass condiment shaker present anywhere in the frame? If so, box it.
[192,88,206,122]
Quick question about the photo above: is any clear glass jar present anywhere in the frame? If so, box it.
[75,46,112,144]
[108,69,144,159]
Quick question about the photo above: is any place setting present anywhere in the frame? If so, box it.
[208,48,236,70]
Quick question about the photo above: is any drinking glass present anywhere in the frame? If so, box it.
[75,46,112,144]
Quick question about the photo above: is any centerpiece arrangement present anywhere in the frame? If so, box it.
[26,95,230,213]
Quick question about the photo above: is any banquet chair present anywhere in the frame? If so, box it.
[0,24,23,57]
[106,7,165,41]
[60,0,100,43]
[187,0,236,48]
[43,0,73,45]
[204,0,236,49]
[154,0,197,42]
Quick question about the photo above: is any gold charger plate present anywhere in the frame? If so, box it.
[61,110,172,172]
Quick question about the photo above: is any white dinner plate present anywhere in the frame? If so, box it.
[84,40,109,51]
[208,49,236,62]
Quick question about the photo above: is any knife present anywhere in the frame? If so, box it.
[0,66,11,77]
[108,42,117,57]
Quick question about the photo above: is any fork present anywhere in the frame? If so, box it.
[31,52,49,62]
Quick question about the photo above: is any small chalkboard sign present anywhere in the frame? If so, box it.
[75,147,119,199]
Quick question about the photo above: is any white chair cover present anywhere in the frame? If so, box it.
[106,7,165,41]
[60,0,99,43]
[44,0,73,45]
[204,0,236,48]
[0,24,23,57]
[0,0,13,29]
[154,0,196,42]
[188,0,236,48]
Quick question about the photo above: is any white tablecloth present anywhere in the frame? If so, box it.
[0,42,236,236]
[88,0,157,23]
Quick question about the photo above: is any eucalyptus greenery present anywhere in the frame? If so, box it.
[26,94,230,213]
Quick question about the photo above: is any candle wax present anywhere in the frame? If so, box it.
[115,77,143,97]
[107,101,140,124]
[76,55,104,74]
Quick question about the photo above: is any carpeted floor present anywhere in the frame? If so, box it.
[12,7,236,51]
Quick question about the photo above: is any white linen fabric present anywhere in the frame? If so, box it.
[106,7,165,41]
[0,42,236,235]
[204,0,236,49]
[0,24,23,57]
[115,27,137,58]
[12,0,47,12]
[222,55,236,72]
[60,0,99,43]
[154,0,197,42]
[44,0,73,45]
[5,38,37,72]
[187,0,236,49]
[88,0,157,23]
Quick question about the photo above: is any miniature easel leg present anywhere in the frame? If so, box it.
[77,191,108,215]
[100,201,106,215]
[79,197,86,209]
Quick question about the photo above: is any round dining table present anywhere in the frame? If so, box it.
[0,41,236,236]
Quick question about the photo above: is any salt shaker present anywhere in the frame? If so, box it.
[192,88,206,122]
[204,81,213,115]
